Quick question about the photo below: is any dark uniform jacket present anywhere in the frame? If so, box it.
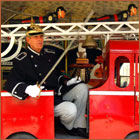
[5,45,80,105]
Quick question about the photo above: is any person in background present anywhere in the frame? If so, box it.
[9,6,66,24]
[88,4,137,22]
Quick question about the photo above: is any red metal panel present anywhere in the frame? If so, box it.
[1,90,54,139]
[135,54,139,92]
[134,54,139,124]
[108,40,139,54]
[89,40,139,139]
[89,94,139,139]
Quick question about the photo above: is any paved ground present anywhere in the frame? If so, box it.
[55,120,87,139]
[55,127,85,139]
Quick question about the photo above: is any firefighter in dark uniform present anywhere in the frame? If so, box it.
[5,21,88,138]
[9,6,66,24]
[88,4,137,22]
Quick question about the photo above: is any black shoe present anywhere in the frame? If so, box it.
[67,128,88,138]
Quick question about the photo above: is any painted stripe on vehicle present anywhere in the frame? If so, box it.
[1,92,54,97]
[89,91,139,96]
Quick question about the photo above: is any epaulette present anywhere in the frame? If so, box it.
[44,48,55,54]
[15,52,27,61]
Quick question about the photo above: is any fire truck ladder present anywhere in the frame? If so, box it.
[1,21,139,62]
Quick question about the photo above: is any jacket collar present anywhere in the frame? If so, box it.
[27,46,40,56]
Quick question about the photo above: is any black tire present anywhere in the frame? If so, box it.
[125,132,139,139]
[7,132,37,139]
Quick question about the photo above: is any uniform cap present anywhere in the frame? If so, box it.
[56,6,66,13]
[26,17,43,36]
[128,4,137,12]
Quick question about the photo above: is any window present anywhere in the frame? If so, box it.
[114,56,130,88]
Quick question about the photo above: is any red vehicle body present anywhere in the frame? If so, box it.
[1,40,139,139]
[1,91,54,139]
[89,40,139,139]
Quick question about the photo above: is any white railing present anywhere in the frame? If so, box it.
[1,21,139,62]
[1,21,139,37]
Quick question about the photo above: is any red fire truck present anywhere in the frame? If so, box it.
[1,40,139,139]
